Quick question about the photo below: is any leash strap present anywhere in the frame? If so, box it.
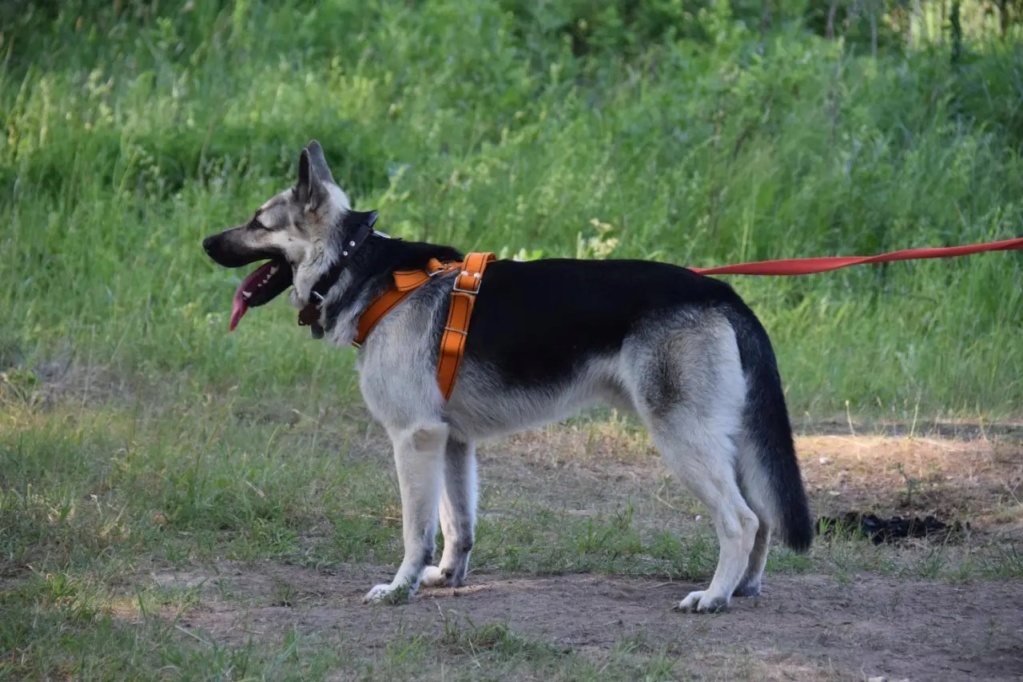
[437,252,495,400]
[689,236,1023,276]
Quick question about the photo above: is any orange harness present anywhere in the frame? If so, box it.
[353,252,495,400]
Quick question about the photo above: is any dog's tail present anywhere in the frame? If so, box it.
[725,305,814,552]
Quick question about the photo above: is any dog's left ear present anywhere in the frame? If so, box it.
[341,209,379,232]
[295,140,335,211]
[357,210,378,229]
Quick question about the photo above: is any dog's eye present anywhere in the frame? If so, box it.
[250,219,272,231]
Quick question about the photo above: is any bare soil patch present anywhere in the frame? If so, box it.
[155,562,1022,681]
[798,433,1023,535]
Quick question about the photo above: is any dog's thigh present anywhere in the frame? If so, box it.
[364,421,448,604]
[422,438,477,588]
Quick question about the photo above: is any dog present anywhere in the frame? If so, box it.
[202,140,814,613]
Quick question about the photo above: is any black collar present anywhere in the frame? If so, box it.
[298,210,378,334]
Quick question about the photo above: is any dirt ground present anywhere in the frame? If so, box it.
[149,426,1023,681]
[156,563,1022,681]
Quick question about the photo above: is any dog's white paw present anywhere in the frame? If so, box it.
[675,590,730,613]
[363,582,412,605]
[420,566,447,587]
[421,565,465,588]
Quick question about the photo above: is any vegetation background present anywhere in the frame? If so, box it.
[1,0,1021,679]
[2,0,1022,418]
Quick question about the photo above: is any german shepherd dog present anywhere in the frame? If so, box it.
[202,141,813,613]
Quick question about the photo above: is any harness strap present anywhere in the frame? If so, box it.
[352,259,460,346]
[352,252,494,400]
[437,252,494,400]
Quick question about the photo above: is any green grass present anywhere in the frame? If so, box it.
[2,1,1023,679]
[1,587,343,681]
[2,392,1021,679]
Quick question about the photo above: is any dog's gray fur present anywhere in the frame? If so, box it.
[203,141,813,613]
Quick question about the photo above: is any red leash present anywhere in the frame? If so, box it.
[689,236,1023,276]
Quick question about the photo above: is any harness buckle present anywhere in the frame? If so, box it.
[427,262,458,278]
[452,271,483,295]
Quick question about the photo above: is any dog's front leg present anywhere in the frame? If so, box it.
[363,422,448,605]
[422,438,477,588]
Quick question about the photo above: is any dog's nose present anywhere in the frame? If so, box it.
[202,236,215,255]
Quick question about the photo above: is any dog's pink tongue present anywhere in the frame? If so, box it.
[229,294,248,332]
[228,262,274,332]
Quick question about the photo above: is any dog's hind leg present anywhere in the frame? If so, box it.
[732,438,773,597]
[733,520,771,597]
[630,322,756,613]
[650,420,758,613]
[422,438,477,588]
[364,422,448,604]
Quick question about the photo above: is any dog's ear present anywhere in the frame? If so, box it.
[341,209,378,232]
[304,140,336,186]
[295,140,335,211]
[296,148,314,204]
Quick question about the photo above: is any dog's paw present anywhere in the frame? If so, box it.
[675,590,730,614]
[363,582,412,605]
[420,566,447,587]
[421,566,464,588]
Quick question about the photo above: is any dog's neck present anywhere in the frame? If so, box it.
[298,210,379,337]
[306,221,465,348]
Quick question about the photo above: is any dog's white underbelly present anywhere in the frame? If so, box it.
[444,356,631,442]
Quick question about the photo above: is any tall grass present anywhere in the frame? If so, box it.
[1,0,1021,418]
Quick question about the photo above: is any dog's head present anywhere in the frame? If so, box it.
[202,140,372,331]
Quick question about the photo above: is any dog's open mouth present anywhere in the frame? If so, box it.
[230,259,293,331]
